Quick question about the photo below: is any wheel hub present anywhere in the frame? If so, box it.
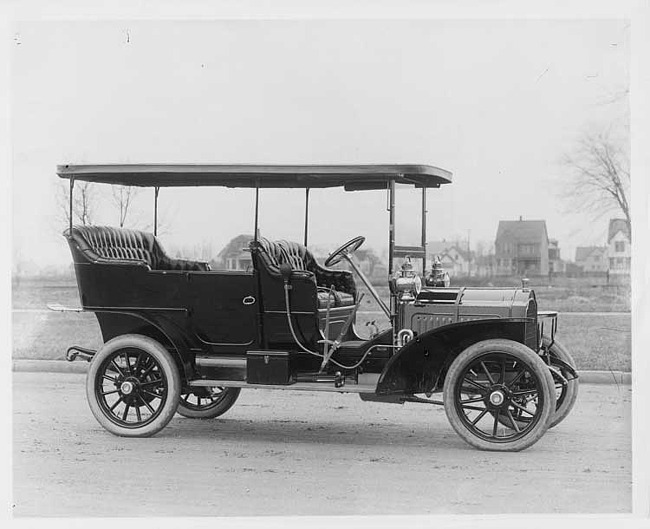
[120,380,136,395]
[489,389,505,406]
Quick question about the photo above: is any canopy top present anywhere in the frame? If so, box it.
[57,163,452,190]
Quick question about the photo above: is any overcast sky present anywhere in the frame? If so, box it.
[11,19,629,269]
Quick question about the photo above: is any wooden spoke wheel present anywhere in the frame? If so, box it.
[443,339,555,452]
[86,334,181,437]
[544,338,579,428]
[494,337,579,431]
[177,387,241,419]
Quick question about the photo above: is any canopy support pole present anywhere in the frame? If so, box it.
[303,188,310,246]
[388,179,395,276]
[69,177,75,233]
[388,179,396,338]
[254,184,260,242]
[421,186,427,272]
[153,187,160,236]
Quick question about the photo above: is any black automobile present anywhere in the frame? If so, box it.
[52,164,578,451]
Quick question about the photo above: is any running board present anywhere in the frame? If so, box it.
[189,377,379,394]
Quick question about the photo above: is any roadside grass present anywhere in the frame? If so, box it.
[12,279,80,309]
[12,279,631,372]
[354,312,630,372]
[12,312,103,361]
[552,313,630,372]
[360,284,630,313]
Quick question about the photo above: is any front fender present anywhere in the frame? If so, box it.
[376,318,532,396]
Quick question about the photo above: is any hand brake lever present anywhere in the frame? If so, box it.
[320,293,364,369]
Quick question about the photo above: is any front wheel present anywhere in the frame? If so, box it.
[544,338,579,429]
[177,387,241,419]
[443,339,555,452]
[496,338,579,431]
[86,334,181,437]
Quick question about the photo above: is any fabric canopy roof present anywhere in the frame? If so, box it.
[57,164,452,190]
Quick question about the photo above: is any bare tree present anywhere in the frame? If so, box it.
[56,180,96,228]
[562,129,630,240]
[111,185,139,227]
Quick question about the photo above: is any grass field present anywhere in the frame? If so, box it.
[12,278,631,371]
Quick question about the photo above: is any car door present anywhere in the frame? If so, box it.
[184,271,258,350]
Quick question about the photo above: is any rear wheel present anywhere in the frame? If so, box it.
[443,339,555,452]
[86,334,181,437]
[177,387,241,419]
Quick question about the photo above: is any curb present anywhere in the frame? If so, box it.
[578,370,631,385]
[11,359,632,385]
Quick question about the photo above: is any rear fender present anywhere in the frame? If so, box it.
[376,318,531,396]
[94,311,194,380]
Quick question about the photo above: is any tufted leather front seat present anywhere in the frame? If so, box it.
[251,237,356,308]
[65,225,210,271]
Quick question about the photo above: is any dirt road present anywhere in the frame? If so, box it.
[12,372,631,517]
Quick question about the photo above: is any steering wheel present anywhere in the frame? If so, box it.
[324,236,366,267]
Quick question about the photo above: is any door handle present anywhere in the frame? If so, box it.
[242,296,256,305]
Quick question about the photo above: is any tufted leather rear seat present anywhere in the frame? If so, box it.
[251,237,355,308]
[65,225,210,271]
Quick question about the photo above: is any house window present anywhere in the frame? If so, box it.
[615,241,625,252]
[518,244,538,256]
[609,258,615,268]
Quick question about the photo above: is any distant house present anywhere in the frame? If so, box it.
[607,218,631,275]
[438,245,472,277]
[495,218,549,276]
[427,240,473,276]
[216,234,253,271]
[575,246,608,274]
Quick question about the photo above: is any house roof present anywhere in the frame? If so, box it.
[575,246,607,262]
[217,234,254,259]
[438,246,472,262]
[448,245,472,261]
[496,220,548,244]
[608,218,630,243]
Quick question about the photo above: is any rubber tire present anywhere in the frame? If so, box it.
[86,334,181,437]
[443,339,556,452]
[545,337,579,429]
[496,338,579,430]
[177,388,241,419]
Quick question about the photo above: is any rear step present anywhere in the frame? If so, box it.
[66,346,96,362]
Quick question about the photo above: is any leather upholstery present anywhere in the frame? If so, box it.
[250,237,356,306]
[317,289,355,309]
[65,225,210,272]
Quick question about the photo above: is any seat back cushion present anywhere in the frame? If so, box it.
[69,225,163,269]
[254,238,316,272]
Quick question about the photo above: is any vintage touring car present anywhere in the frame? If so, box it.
[52,164,578,451]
